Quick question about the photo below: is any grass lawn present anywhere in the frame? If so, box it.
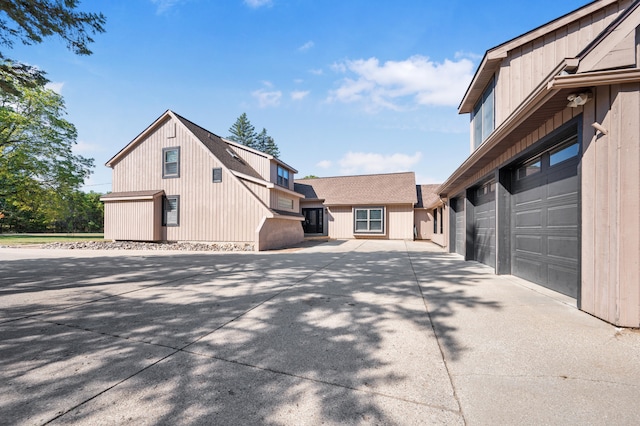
[0,233,104,245]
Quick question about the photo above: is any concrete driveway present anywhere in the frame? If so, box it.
[1,240,639,425]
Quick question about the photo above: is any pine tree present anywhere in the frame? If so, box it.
[227,113,257,149]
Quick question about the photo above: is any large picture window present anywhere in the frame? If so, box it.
[354,207,385,234]
[163,147,180,178]
[163,195,179,226]
[277,166,289,187]
[472,77,495,150]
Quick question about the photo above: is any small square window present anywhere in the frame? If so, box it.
[550,142,579,166]
[212,168,222,183]
[163,147,180,178]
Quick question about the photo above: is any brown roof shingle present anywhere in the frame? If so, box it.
[295,172,417,205]
[415,184,441,208]
[173,113,264,180]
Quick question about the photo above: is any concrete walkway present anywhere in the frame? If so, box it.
[1,240,639,425]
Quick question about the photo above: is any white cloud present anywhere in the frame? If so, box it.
[298,41,314,52]
[328,55,475,111]
[338,151,423,175]
[252,88,282,108]
[151,0,185,14]
[309,68,324,76]
[73,141,105,154]
[45,82,64,94]
[316,160,332,169]
[290,90,310,100]
[244,0,272,8]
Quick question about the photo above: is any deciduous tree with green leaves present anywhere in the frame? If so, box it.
[0,78,94,231]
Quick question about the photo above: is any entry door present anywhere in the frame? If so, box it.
[302,208,323,234]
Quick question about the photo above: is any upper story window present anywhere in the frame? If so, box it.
[472,77,495,150]
[163,147,180,178]
[277,165,290,187]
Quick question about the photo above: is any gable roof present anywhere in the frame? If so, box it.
[294,172,417,206]
[459,0,624,113]
[415,184,441,209]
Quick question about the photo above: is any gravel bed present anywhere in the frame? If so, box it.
[35,241,254,252]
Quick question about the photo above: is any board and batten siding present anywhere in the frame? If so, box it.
[111,117,267,243]
[231,145,271,180]
[104,198,161,241]
[327,206,353,239]
[581,82,640,327]
[387,205,415,240]
[414,209,434,240]
[494,0,632,126]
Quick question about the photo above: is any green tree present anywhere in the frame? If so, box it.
[255,127,280,158]
[227,112,257,149]
[0,78,94,231]
[0,0,106,95]
[302,175,319,179]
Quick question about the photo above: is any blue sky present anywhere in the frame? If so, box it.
[8,0,591,192]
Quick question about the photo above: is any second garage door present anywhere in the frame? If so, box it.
[473,181,496,268]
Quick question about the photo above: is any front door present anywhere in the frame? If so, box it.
[302,208,323,234]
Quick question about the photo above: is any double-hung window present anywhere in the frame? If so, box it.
[163,195,179,226]
[472,77,495,150]
[277,166,289,187]
[354,207,384,234]
[163,147,180,178]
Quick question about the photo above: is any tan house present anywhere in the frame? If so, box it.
[101,110,305,251]
[294,172,417,240]
[434,0,640,327]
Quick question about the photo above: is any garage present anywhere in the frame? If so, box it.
[472,181,496,268]
[511,135,580,298]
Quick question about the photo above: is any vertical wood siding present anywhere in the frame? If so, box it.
[104,200,158,241]
[414,209,434,240]
[494,1,631,127]
[327,206,353,239]
[581,83,640,327]
[231,145,271,180]
[110,118,268,243]
[387,205,415,239]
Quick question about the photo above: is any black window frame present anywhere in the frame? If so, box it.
[472,77,495,150]
[277,165,290,188]
[162,147,180,179]
[353,206,385,235]
[163,195,180,226]
[212,167,222,183]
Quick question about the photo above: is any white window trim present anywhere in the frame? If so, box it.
[353,206,385,235]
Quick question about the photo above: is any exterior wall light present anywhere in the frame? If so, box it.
[567,92,591,107]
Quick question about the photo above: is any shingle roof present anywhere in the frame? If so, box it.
[173,113,263,180]
[294,172,417,205]
[415,184,441,208]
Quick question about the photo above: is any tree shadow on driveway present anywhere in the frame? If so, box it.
[0,243,501,424]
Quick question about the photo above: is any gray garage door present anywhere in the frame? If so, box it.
[452,197,465,257]
[473,182,496,268]
[511,137,579,298]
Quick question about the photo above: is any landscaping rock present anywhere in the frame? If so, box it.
[39,241,254,252]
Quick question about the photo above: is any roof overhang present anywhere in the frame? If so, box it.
[459,0,621,113]
[441,62,640,197]
[100,190,164,202]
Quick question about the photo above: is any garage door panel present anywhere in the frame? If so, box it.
[547,204,578,228]
[454,197,465,257]
[473,187,496,269]
[514,257,545,283]
[515,234,542,254]
[515,209,542,228]
[548,265,578,297]
[547,235,578,260]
